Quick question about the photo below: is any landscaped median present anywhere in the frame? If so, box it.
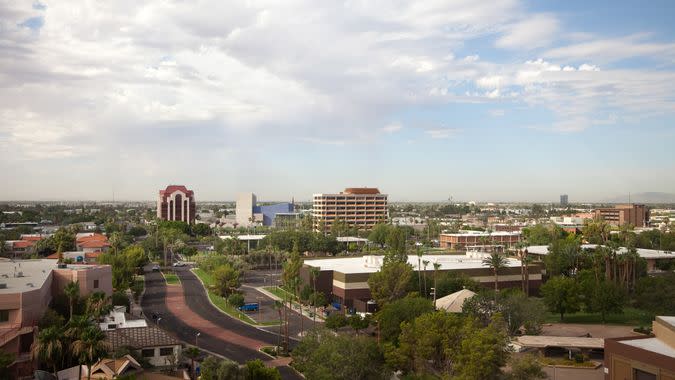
[162,271,180,285]
[192,268,269,325]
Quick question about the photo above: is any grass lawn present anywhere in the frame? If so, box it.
[544,307,655,326]
[192,268,258,325]
[263,286,295,301]
[162,272,180,285]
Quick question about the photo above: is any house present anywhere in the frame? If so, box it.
[105,326,182,368]
[76,233,111,253]
[57,355,142,380]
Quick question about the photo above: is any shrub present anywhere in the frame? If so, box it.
[228,293,245,308]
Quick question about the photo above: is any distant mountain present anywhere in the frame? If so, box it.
[601,192,675,204]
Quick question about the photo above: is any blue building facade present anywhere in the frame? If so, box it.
[253,203,294,226]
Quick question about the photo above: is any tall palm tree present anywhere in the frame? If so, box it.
[272,300,284,353]
[482,253,507,292]
[32,327,65,375]
[432,262,441,307]
[309,267,320,328]
[183,347,201,380]
[72,326,110,380]
[416,248,423,295]
[65,315,93,340]
[64,281,80,320]
[86,291,112,321]
[422,260,430,297]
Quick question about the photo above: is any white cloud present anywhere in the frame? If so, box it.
[496,14,559,50]
[425,128,458,139]
[381,123,403,133]
[544,33,675,64]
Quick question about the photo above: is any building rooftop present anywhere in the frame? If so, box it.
[0,259,56,293]
[620,338,675,358]
[516,335,604,349]
[105,326,181,349]
[304,253,523,274]
[440,231,521,237]
[527,244,675,259]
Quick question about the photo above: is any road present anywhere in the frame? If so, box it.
[141,266,302,379]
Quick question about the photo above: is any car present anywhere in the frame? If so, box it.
[172,262,186,267]
[151,264,160,272]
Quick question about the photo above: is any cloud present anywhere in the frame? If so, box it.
[496,14,559,50]
[544,33,675,64]
[425,128,458,139]
[381,123,403,133]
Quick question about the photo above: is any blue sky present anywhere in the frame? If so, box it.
[0,1,674,202]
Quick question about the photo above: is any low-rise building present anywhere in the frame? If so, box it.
[105,326,183,368]
[594,204,649,227]
[301,252,542,312]
[0,259,112,378]
[604,316,675,379]
[439,231,521,250]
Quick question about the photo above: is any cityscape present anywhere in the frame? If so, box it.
[2,1,675,380]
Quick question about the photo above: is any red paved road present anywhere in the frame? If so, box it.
[165,284,269,350]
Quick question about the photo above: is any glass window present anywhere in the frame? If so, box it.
[141,349,155,357]
[93,280,99,289]
[634,369,656,380]
[159,347,174,356]
[0,310,9,322]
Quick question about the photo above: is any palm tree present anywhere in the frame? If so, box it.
[309,267,320,328]
[272,300,284,354]
[32,327,65,375]
[432,262,441,307]
[183,347,201,380]
[64,281,80,320]
[416,248,423,295]
[422,260,430,297]
[482,253,507,292]
[86,291,112,321]
[72,326,110,380]
[65,315,93,340]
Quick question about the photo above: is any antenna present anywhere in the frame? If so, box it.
[628,192,631,205]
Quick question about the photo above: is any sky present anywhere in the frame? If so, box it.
[1,1,674,203]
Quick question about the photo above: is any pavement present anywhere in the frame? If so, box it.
[141,266,302,380]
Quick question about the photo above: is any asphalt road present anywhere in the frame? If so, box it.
[141,266,302,380]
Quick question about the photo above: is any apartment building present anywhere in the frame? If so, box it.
[157,185,196,224]
[594,204,649,227]
[312,188,388,232]
[0,259,112,378]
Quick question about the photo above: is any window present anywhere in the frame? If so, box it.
[141,349,155,357]
[0,310,9,322]
[634,369,656,380]
[93,280,99,289]
[159,347,174,356]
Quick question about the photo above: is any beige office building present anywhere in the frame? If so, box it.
[312,188,388,232]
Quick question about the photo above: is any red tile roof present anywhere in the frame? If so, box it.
[78,240,111,248]
[13,240,36,249]
[159,185,194,197]
[343,187,381,195]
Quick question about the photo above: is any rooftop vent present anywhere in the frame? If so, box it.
[26,283,34,287]
[16,271,23,277]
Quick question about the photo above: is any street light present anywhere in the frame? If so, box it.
[430,287,436,308]
[195,332,201,346]
[157,317,162,326]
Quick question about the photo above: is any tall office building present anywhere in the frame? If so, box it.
[594,204,649,227]
[312,188,388,232]
[157,185,196,223]
[560,194,569,206]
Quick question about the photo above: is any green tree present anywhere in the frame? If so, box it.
[228,293,245,308]
[0,350,15,380]
[384,227,408,264]
[243,359,281,380]
[324,313,348,331]
[463,290,546,335]
[368,262,414,307]
[64,281,80,320]
[507,354,546,380]
[199,356,243,380]
[183,346,201,380]
[347,314,371,334]
[540,276,580,321]
[213,264,241,296]
[192,223,212,237]
[454,317,510,380]
[482,253,507,292]
[64,315,93,341]
[292,329,390,380]
[545,237,581,277]
[376,296,434,343]
[87,291,112,321]
[635,272,675,315]
[368,223,390,247]
[72,326,110,380]
[32,327,65,375]
[588,280,627,323]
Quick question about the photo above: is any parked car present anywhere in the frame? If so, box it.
[151,264,160,272]
[172,262,186,267]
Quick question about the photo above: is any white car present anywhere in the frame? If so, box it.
[151,264,160,272]
[172,262,186,267]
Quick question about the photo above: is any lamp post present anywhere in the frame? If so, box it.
[430,287,436,308]
[195,332,201,347]
[157,317,162,326]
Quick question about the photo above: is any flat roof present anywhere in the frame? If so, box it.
[527,244,675,259]
[336,237,369,243]
[516,335,604,349]
[441,231,521,237]
[620,337,675,358]
[0,259,55,293]
[219,234,266,241]
[304,253,523,274]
